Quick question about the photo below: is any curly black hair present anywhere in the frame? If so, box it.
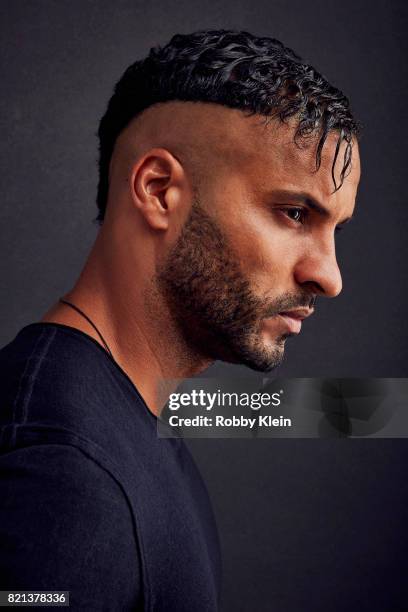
[96,29,360,223]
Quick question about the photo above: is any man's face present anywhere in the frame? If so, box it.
[157,114,360,371]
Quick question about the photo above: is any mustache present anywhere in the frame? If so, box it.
[263,293,316,318]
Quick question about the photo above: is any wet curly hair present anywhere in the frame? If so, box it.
[96,29,360,223]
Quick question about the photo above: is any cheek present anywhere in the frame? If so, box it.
[206,175,298,288]
[228,209,299,290]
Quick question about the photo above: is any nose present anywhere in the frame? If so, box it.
[294,239,343,298]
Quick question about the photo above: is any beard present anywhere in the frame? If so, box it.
[156,199,314,372]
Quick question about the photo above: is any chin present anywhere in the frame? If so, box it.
[224,339,286,372]
[203,327,288,371]
[241,355,284,373]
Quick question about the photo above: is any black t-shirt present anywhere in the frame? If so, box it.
[0,323,221,611]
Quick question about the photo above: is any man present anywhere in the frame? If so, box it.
[0,30,360,610]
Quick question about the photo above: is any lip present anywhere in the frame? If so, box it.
[276,308,314,335]
[276,313,302,334]
[279,308,314,320]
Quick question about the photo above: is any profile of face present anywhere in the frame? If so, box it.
[153,107,360,372]
[111,102,360,372]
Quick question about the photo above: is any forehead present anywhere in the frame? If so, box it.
[228,114,361,206]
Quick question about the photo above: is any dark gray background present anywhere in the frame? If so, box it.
[1,1,407,610]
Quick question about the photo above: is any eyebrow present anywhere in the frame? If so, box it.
[269,189,354,226]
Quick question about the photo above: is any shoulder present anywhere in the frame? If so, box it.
[0,323,152,460]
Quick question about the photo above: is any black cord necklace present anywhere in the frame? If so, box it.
[59,297,114,359]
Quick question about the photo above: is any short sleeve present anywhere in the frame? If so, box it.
[0,443,143,611]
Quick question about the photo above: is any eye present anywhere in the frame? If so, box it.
[282,207,307,224]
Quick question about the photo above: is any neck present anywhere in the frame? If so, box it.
[41,223,212,415]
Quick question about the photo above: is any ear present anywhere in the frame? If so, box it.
[130,148,187,230]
